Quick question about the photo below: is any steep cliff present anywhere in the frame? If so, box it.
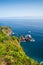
[0,26,40,65]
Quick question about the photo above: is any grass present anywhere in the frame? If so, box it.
[0,26,40,65]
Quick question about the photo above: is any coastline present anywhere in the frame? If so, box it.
[0,26,40,65]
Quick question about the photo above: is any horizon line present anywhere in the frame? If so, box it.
[0,16,43,19]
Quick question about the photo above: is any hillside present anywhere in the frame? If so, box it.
[0,26,40,65]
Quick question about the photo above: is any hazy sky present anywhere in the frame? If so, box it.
[0,0,43,19]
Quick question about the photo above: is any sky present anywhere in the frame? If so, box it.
[0,0,43,19]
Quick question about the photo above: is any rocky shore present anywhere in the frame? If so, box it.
[20,34,35,42]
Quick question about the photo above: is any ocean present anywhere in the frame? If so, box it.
[0,19,43,62]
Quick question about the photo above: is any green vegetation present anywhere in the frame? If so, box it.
[0,26,40,65]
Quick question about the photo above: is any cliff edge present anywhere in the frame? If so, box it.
[0,26,39,65]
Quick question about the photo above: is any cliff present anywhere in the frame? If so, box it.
[0,26,40,65]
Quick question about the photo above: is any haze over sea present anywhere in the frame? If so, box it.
[0,19,43,62]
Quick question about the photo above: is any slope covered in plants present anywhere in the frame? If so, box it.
[0,26,40,65]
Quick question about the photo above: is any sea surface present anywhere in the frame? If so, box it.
[0,19,43,62]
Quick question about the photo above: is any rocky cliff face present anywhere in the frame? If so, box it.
[0,26,12,36]
[0,26,40,65]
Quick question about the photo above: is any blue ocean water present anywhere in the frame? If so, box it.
[0,19,43,62]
